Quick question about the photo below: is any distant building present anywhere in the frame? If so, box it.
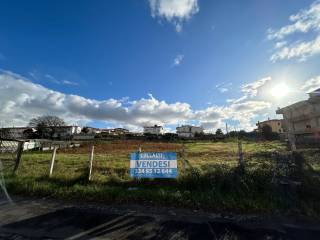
[99,128,112,135]
[49,126,82,139]
[0,126,82,140]
[82,127,101,135]
[256,119,284,134]
[276,88,320,148]
[176,125,204,138]
[112,128,129,135]
[143,125,164,135]
[98,128,129,136]
[0,127,33,139]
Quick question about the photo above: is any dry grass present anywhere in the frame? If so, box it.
[2,140,320,216]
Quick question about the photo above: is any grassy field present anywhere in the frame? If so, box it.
[2,140,320,217]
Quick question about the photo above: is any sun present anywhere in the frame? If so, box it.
[270,83,290,98]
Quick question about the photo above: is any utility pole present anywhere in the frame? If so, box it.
[225,122,229,136]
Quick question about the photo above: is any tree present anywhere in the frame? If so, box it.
[29,115,66,128]
[215,128,223,136]
[23,128,37,139]
[238,130,247,138]
[28,115,66,138]
[81,127,90,134]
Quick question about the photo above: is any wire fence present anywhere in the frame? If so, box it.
[0,139,22,203]
[0,138,312,187]
[0,139,24,173]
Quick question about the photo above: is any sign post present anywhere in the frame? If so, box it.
[88,145,94,181]
[130,152,177,178]
[49,146,57,177]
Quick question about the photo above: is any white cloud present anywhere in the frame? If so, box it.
[149,0,199,32]
[218,87,228,93]
[173,54,184,66]
[45,74,60,84]
[0,71,193,127]
[301,75,320,93]
[268,1,320,62]
[274,41,287,49]
[241,77,271,97]
[44,74,78,86]
[267,1,320,40]
[63,80,79,86]
[270,36,320,62]
[215,82,232,94]
[0,70,272,132]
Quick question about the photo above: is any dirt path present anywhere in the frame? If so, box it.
[0,196,319,239]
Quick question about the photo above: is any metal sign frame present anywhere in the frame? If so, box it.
[130,152,177,178]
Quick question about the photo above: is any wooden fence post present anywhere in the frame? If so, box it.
[238,140,244,170]
[288,133,297,151]
[88,145,94,181]
[49,146,57,177]
[182,143,186,174]
[138,144,142,153]
[13,141,24,173]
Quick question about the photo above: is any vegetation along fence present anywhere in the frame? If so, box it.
[0,139,24,173]
[1,138,319,214]
[0,139,312,183]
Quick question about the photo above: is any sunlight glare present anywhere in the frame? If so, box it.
[270,83,290,98]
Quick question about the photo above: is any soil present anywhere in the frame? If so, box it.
[0,196,319,239]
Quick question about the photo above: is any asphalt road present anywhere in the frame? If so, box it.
[0,196,320,239]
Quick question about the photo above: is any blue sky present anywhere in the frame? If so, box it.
[1,0,320,131]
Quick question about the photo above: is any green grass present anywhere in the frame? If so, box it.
[2,140,320,217]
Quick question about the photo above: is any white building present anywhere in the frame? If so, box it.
[50,126,82,139]
[98,128,129,136]
[112,128,129,135]
[0,126,82,140]
[276,88,320,148]
[83,127,101,135]
[176,125,204,138]
[143,125,164,135]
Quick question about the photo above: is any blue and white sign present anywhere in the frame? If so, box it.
[130,152,177,178]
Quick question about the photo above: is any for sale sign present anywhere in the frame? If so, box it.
[130,152,177,178]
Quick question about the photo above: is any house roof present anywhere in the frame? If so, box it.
[309,88,320,94]
[0,127,30,130]
[143,125,163,128]
[256,119,283,126]
[276,100,308,114]
[44,126,80,128]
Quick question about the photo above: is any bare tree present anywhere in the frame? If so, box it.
[29,115,66,128]
[28,115,66,138]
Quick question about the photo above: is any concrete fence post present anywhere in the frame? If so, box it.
[13,141,24,174]
[49,146,57,177]
[88,145,94,181]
